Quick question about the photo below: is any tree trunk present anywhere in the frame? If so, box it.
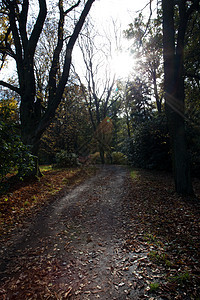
[171,114,192,194]
[20,95,42,178]
[99,144,105,164]
[152,69,162,113]
[125,107,131,138]
[162,0,193,195]
[31,139,42,177]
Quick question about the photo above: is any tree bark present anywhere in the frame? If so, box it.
[99,144,105,164]
[152,68,162,113]
[162,0,193,195]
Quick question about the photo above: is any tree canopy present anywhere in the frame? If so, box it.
[0,0,95,176]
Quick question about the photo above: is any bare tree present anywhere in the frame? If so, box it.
[74,21,119,163]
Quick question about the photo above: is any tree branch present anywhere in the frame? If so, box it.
[54,0,95,105]
[48,0,65,101]
[0,80,21,95]
[103,77,115,117]
[0,26,16,60]
[27,0,47,58]
[142,0,152,38]
[19,0,28,50]
[8,1,23,64]
[64,0,81,15]
[36,0,95,138]
[72,64,97,131]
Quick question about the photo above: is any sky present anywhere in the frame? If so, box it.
[73,0,152,80]
[90,0,150,27]
[0,0,152,82]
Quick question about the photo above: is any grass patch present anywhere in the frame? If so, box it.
[149,282,160,292]
[130,170,138,180]
[148,250,171,267]
[144,233,157,243]
[39,165,53,172]
[168,272,190,284]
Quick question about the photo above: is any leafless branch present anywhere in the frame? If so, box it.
[0,80,21,95]
[64,0,81,15]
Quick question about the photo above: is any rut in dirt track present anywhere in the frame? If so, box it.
[0,165,147,299]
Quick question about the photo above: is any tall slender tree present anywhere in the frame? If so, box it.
[162,0,199,195]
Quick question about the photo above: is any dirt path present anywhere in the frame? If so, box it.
[0,165,150,299]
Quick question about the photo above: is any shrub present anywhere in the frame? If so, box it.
[128,114,171,170]
[90,152,102,164]
[55,150,79,168]
[0,122,35,180]
[15,143,36,178]
[186,120,200,177]
[149,282,160,292]
[111,151,127,165]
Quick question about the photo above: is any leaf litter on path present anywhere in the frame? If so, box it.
[0,165,199,299]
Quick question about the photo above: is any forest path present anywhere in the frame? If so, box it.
[0,165,149,299]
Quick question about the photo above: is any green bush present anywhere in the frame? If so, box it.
[15,143,36,178]
[149,282,160,292]
[0,122,35,180]
[128,114,171,170]
[55,150,79,167]
[111,151,127,165]
[186,119,200,177]
[90,151,127,165]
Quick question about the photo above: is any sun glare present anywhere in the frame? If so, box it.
[112,52,134,79]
